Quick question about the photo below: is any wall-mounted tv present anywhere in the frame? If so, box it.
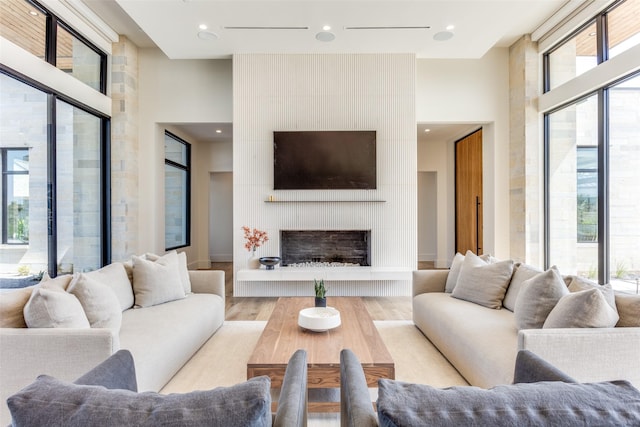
[273,130,376,190]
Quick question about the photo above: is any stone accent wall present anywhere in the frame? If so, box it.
[509,35,542,265]
[110,36,139,262]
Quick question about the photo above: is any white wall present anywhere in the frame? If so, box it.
[137,50,232,266]
[233,53,417,294]
[416,48,511,264]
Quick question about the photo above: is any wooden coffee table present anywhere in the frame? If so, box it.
[247,297,395,412]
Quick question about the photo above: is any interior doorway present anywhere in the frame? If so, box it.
[455,128,483,255]
[417,171,437,262]
[209,172,233,262]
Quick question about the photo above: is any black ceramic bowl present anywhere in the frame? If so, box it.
[259,257,281,270]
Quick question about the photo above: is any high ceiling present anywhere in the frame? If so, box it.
[82,0,573,59]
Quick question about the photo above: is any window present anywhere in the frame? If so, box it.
[545,73,640,290]
[2,149,30,244]
[0,0,106,93]
[0,70,110,279]
[544,0,640,92]
[164,132,191,250]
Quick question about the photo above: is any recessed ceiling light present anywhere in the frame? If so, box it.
[315,31,335,42]
[322,25,331,31]
[589,32,596,37]
[29,10,38,16]
[215,129,222,133]
[433,31,454,41]
[446,25,455,31]
[424,129,431,132]
[199,24,208,30]
[198,31,218,40]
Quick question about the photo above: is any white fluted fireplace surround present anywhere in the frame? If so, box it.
[232,53,417,297]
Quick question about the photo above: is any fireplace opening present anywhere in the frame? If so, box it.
[280,230,371,267]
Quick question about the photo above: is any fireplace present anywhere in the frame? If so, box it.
[280,230,371,266]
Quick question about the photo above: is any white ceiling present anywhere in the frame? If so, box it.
[80,0,574,144]
[83,0,572,59]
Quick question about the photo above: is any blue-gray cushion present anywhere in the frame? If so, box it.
[377,378,640,427]
[8,375,272,427]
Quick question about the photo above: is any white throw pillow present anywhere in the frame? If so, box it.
[543,289,619,328]
[145,251,191,294]
[68,273,122,330]
[132,252,185,307]
[503,263,543,312]
[84,262,134,311]
[514,266,568,330]
[565,276,617,312]
[445,253,465,293]
[23,285,90,329]
[451,252,514,309]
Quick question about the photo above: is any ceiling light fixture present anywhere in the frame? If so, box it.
[316,31,335,42]
[198,31,218,40]
[433,31,454,41]
[322,25,331,31]
[424,129,431,132]
[29,10,38,16]
[215,129,222,133]
[199,24,208,30]
[446,25,455,31]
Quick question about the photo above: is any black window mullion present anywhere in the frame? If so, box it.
[597,88,609,285]
[45,14,57,66]
[47,94,57,277]
[596,14,607,64]
[1,150,7,244]
[102,119,111,265]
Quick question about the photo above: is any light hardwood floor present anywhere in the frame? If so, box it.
[213,262,437,321]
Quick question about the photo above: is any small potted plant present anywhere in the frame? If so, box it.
[314,279,327,307]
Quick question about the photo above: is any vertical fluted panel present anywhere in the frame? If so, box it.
[233,54,417,296]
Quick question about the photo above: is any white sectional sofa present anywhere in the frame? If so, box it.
[0,254,225,425]
[412,252,640,389]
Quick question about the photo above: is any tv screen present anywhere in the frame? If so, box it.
[273,131,376,190]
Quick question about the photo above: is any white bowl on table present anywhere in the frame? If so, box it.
[298,307,341,332]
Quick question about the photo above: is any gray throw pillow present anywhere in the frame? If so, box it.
[8,375,272,427]
[445,252,465,293]
[543,289,619,328]
[451,252,514,309]
[503,263,543,312]
[514,267,568,330]
[565,275,617,311]
[376,378,640,427]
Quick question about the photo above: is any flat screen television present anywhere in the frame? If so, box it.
[273,130,376,190]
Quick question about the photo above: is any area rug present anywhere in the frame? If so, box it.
[161,320,467,426]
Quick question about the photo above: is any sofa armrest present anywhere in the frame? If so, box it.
[412,270,448,297]
[513,350,576,384]
[188,270,225,300]
[274,349,307,427]
[74,349,137,392]
[340,349,378,427]
[518,327,640,388]
[0,328,116,425]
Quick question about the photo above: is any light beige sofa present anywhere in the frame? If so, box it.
[413,263,640,390]
[0,260,225,425]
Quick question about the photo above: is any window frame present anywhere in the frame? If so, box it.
[1,148,30,244]
[0,64,111,276]
[164,131,191,251]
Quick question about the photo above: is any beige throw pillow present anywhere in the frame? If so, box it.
[451,251,514,309]
[132,252,185,307]
[0,286,36,328]
[614,292,640,327]
[514,267,568,330]
[445,253,465,293]
[145,251,191,294]
[84,262,134,311]
[565,276,617,312]
[23,285,90,329]
[68,274,122,330]
[543,289,619,328]
[503,263,543,312]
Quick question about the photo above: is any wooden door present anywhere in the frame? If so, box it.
[455,129,483,255]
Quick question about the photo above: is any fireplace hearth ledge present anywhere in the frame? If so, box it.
[236,266,412,282]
